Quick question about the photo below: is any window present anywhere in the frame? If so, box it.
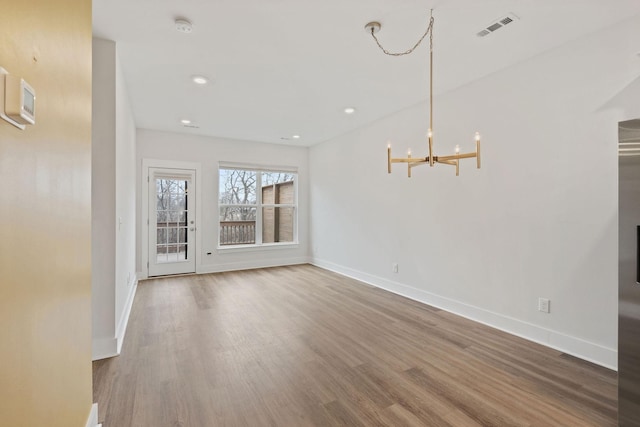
[218,166,297,247]
[155,176,189,263]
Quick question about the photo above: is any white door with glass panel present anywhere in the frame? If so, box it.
[148,168,196,276]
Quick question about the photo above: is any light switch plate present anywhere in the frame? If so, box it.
[0,67,26,130]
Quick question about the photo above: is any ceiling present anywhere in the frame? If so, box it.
[93,0,640,147]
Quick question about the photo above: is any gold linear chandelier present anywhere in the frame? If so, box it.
[365,10,481,177]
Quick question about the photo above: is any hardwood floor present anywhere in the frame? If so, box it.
[93,265,617,426]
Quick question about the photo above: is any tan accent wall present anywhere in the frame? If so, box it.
[0,0,93,426]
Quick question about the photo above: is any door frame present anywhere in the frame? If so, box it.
[141,159,202,279]
[148,167,196,277]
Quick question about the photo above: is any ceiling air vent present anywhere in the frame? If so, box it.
[476,13,519,37]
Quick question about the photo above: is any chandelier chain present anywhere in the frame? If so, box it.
[369,15,434,57]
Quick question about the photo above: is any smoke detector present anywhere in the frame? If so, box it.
[476,13,519,37]
[175,18,193,34]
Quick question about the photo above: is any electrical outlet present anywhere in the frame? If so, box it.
[538,298,550,313]
[392,263,399,273]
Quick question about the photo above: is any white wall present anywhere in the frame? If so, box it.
[114,49,138,349]
[92,38,117,360]
[310,14,640,369]
[136,129,309,277]
[92,38,137,360]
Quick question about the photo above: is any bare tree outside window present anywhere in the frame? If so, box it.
[156,178,189,262]
[157,179,187,221]
[262,172,295,186]
[219,169,257,221]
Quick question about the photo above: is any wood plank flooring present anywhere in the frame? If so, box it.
[93,264,617,426]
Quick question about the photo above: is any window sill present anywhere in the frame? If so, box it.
[216,242,299,253]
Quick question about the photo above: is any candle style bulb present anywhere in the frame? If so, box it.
[455,145,460,154]
[428,129,433,138]
[408,148,411,156]
[475,132,481,169]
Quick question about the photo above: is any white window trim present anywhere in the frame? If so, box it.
[218,161,297,173]
[216,242,299,253]
[217,164,298,251]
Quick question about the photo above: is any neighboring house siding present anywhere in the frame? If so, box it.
[262,181,294,243]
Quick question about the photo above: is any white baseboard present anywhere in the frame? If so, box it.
[197,256,310,274]
[116,273,139,354]
[93,274,139,361]
[86,403,98,427]
[139,257,309,279]
[311,258,617,370]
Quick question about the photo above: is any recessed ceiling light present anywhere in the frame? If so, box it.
[292,135,301,139]
[181,119,191,125]
[344,107,356,114]
[192,75,208,85]
[175,18,193,33]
